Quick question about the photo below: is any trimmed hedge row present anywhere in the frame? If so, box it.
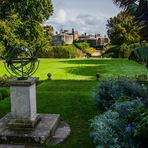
[36,45,78,58]
[36,44,96,58]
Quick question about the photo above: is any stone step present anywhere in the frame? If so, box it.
[0,113,60,146]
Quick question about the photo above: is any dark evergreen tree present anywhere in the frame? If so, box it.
[113,0,148,40]
[107,11,142,45]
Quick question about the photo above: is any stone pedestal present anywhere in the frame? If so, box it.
[0,78,70,146]
[10,78,37,120]
[8,78,39,129]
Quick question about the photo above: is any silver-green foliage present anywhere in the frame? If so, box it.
[90,111,136,148]
[112,99,144,120]
[95,78,146,110]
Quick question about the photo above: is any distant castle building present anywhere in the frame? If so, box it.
[79,34,109,48]
[52,28,109,48]
[53,28,78,46]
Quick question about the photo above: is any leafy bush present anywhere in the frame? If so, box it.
[90,111,136,148]
[129,101,148,146]
[112,99,144,121]
[128,43,141,50]
[37,45,78,58]
[74,42,90,52]
[129,42,148,51]
[0,88,9,100]
[119,43,131,58]
[95,78,147,110]
[102,46,120,58]
[112,97,148,147]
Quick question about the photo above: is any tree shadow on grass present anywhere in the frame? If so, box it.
[63,65,108,78]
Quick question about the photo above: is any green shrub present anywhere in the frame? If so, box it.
[0,88,9,100]
[102,46,120,58]
[95,78,147,110]
[103,43,148,58]
[119,43,131,58]
[129,43,141,49]
[74,42,90,52]
[52,46,69,58]
[90,111,136,148]
[129,42,148,50]
[112,99,144,121]
[129,102,148,146]
[37,45,78,58]
[36,46,53,58]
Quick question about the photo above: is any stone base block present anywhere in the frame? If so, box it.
[0,113,60,145]
[7,115,40,131]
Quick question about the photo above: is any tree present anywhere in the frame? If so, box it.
[43,25,54,45]
[0,0,53,23]
[107,11,142,46]
[0,0,53,54]
[112,0,148,40]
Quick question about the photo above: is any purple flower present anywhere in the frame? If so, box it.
[127,124,136,135]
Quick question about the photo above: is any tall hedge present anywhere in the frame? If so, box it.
[37,45,78,58]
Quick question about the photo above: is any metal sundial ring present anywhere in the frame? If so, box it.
[4,44,39,80]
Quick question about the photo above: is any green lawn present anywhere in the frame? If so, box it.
[0,80,99,148]
[0,58,147,80]
[0,58,147,147]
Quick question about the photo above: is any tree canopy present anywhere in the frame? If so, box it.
[43,25,54,45]
[107,11,142,45]
[0,0,53,22]
[112,0,148,40]
[0,0,53,55]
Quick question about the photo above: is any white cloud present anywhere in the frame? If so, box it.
[51,9,67,24]
[46,13,108,35]
[45,0,121,35]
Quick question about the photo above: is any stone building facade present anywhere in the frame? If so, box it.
[78,34,110,48]
[52,28,78,46]
[52,28,109,47]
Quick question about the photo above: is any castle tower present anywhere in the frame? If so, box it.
[72,28,78,41]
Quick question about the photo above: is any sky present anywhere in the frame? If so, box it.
[45,0,121,35]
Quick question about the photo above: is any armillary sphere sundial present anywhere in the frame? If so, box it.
[4,44,39,80]
[0,44,70,146]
